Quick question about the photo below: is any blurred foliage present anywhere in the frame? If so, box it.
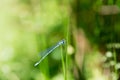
[0,0,120,80]
[0,0,68,80]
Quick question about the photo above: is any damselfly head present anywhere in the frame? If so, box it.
[59,39,66,45]
[62,39,66,44]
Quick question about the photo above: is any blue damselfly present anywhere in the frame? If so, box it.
[34,39,66,66]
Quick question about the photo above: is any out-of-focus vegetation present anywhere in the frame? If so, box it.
[0,0,120,80]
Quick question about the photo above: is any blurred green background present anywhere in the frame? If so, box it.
[0,0,120,80]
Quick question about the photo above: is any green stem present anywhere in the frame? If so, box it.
[65,44,67,80]
[113,49,118,77]
[61,46,66,80]
[65,13,69,80]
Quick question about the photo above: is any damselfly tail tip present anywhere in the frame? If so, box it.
[34,62,39,67]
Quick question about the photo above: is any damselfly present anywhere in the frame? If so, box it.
[34,39,66,66]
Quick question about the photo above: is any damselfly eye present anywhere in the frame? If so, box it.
[59,39,66,45]
[62,39,66,44]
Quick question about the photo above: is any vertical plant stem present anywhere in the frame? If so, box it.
[61,45,66,80]
[113,49,118,77]
[64,42,67,80]
[65,10,70,79]
[63,17,69,80]
[66,26,69,80]
[65,16,70,80]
